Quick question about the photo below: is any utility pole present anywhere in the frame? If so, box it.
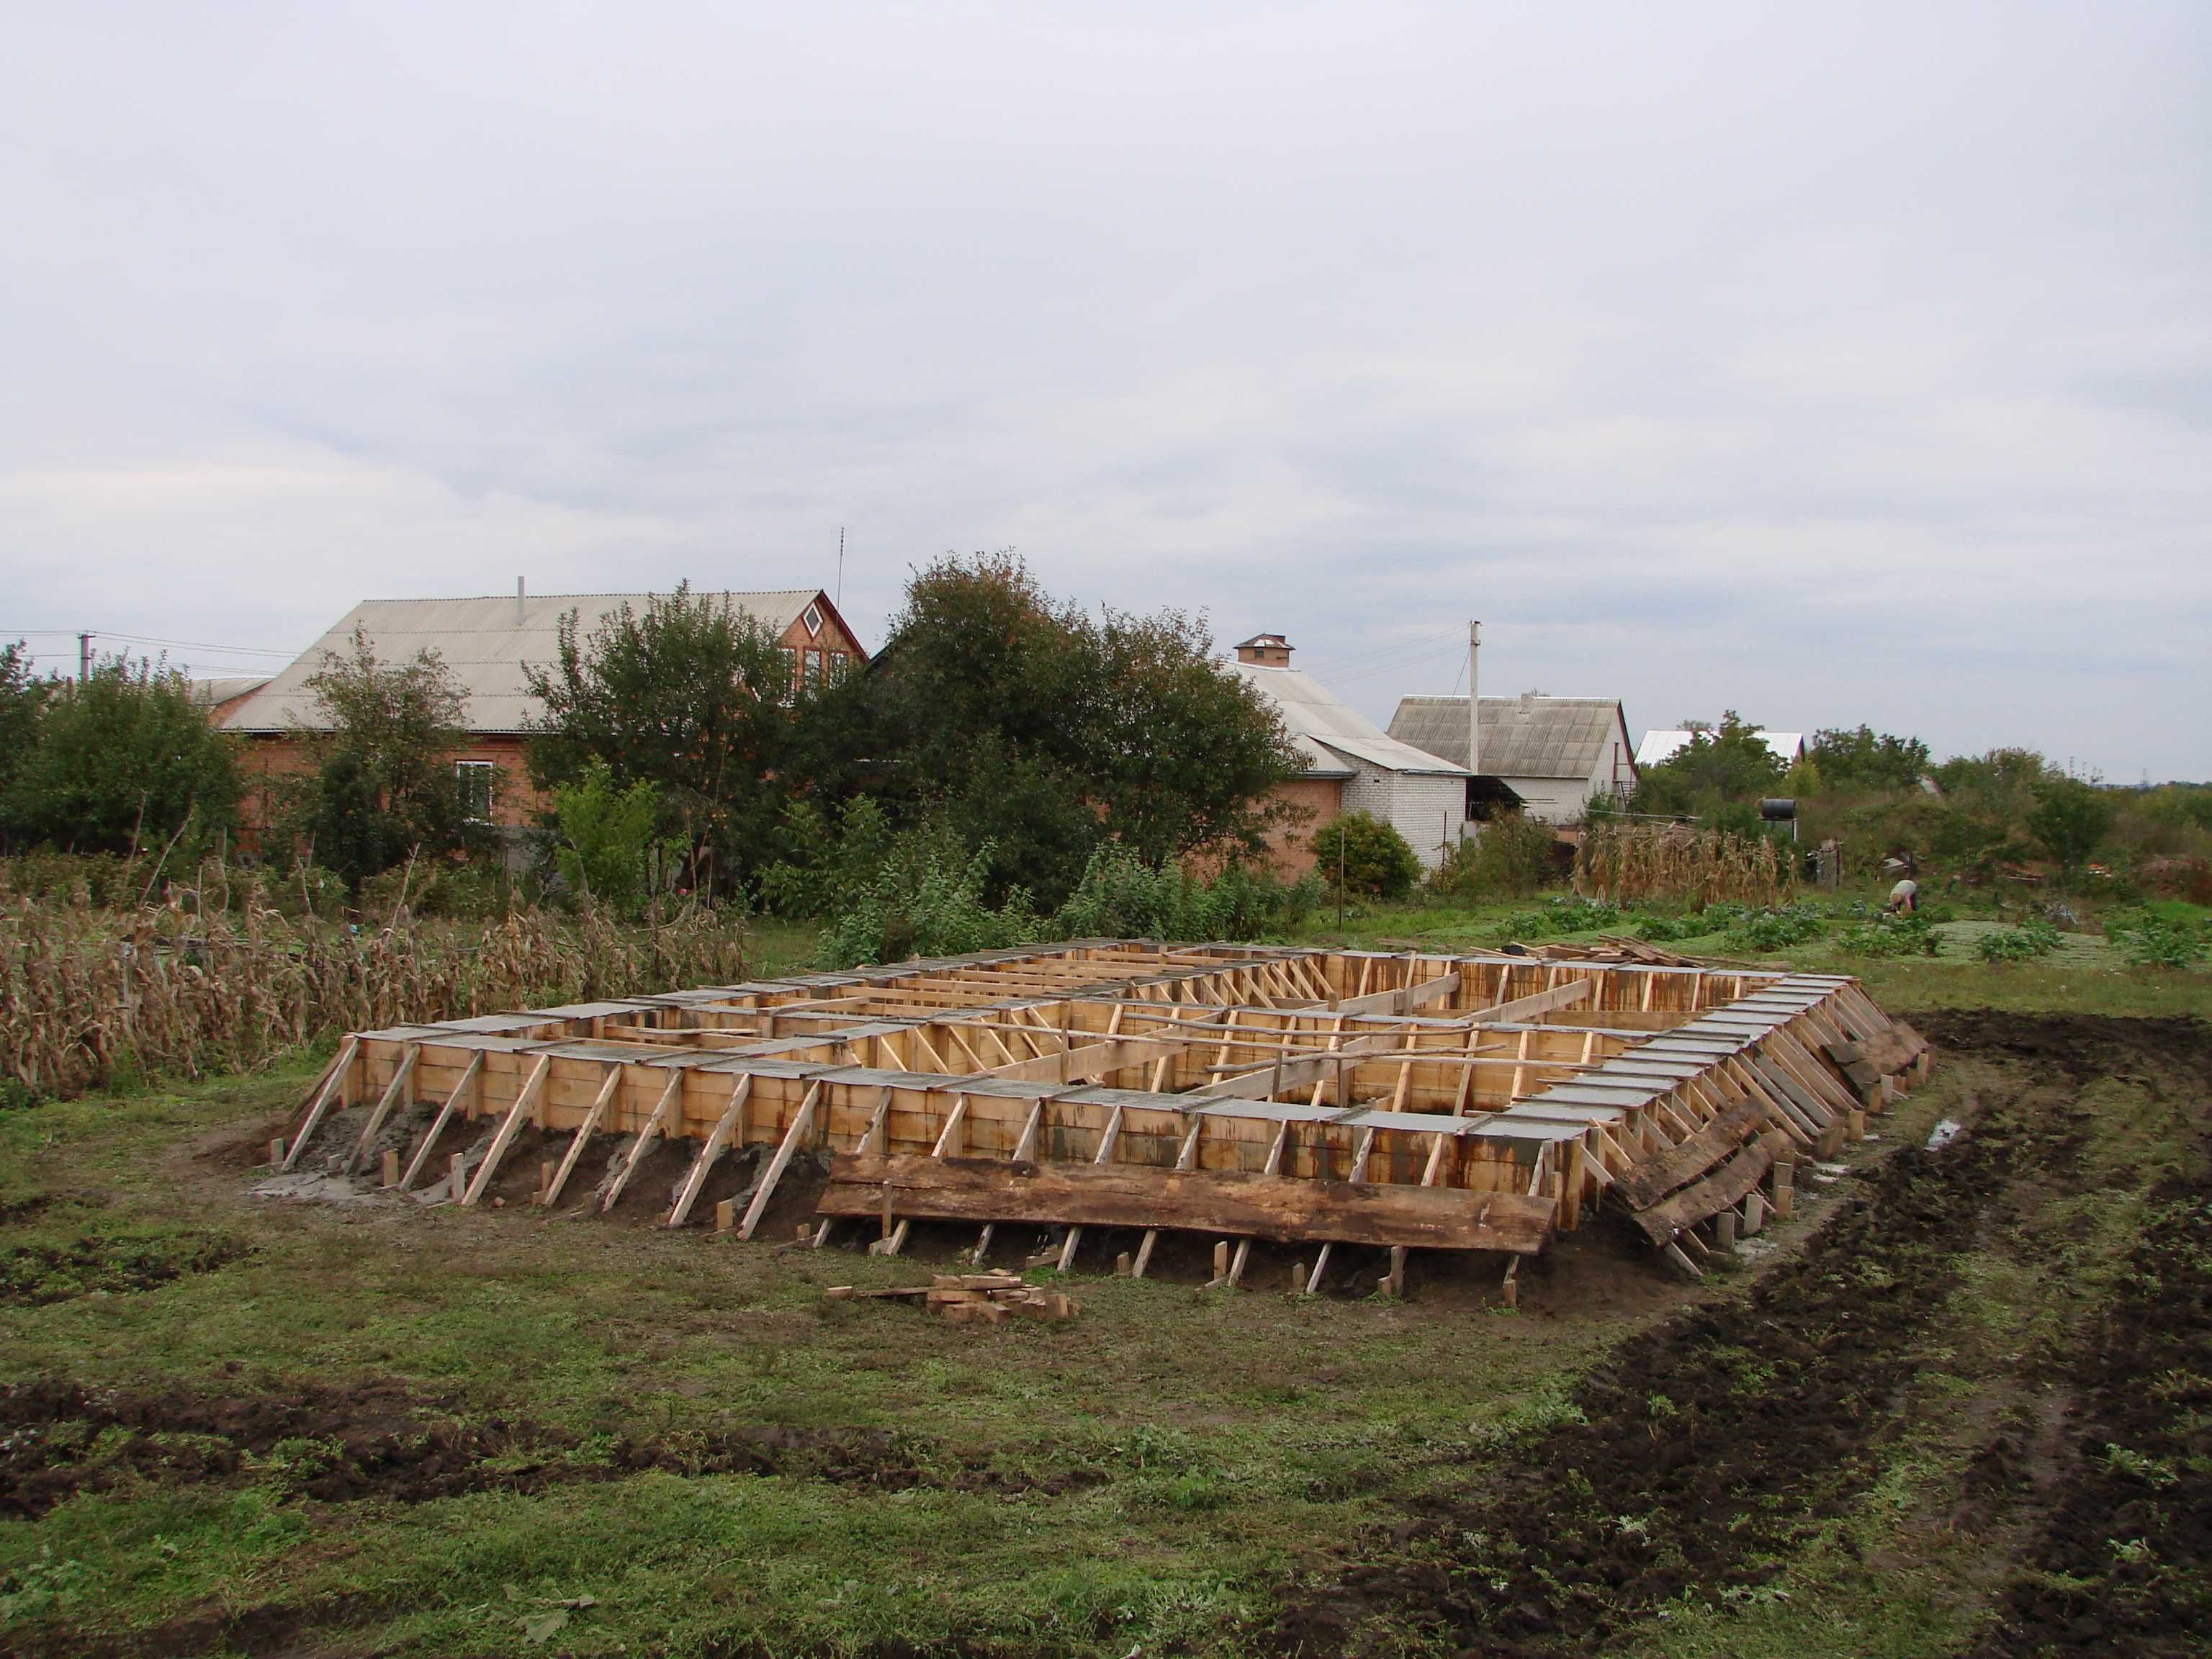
[78,631,92,682]
[837,527,845,607]
[1467,619,1481,793]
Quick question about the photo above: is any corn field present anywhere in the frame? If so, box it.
[0,896,750,1102]
[1574,822,1797,908]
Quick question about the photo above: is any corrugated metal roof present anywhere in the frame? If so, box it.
[1388,696,1628,781]
[189,675,272,706]
[1228,663,1470,779]
[1635,729,1804,768]
[222,590,834,734]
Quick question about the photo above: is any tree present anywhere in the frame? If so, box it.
[4,655,239,855]
[1310,811,1422,899]
[2026,775,2114,882]
[524,585,804,891]
[1807,725,1931,793]
[292,627,472,887]
[1632,713,1788,817]
[856,554,1300,901]
[0,642,53,835]
[551,763,681,918]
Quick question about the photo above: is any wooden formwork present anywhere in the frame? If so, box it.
[282,940,1928,1294]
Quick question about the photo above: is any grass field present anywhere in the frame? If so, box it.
[2,903,2207,1657]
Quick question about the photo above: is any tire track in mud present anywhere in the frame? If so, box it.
[1274,1012,2211,1658]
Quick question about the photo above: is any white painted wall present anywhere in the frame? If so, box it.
[1344,765,1465,871]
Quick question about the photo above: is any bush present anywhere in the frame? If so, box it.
[1977,919,2062,963]
[819,842,1038,968]
[1310,813,1421,901]
[2106,909,2208,970]
[551,763,683,920]
[1838,911,1939,958]
[1051,842,1318,941]
[1722,903,1827,952]
[1501,895,1622,940]
[1433,814,1554,900]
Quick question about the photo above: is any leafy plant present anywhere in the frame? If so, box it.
[1310,813,1422,901]
[1838,911,1939,957]
[2105,909,2208,970]
[819,842,1038,968]
[1977,918,2062,963]
[1722,903,1827,952]
[2026,775,2116,884]
[551,764,683,920]
[1433,812,1555,899]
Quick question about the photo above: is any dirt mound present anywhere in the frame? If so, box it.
[0,1231,248,1307]
[1972,1165,2212,1656]
[0,1374,1001,1524]
[1271,1009,2212,1658]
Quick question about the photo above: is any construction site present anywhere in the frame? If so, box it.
[277,940,1928,1295]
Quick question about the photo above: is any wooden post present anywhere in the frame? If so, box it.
[542,1066,622,1208]
[398,1051,485,1191]
[1115,1251,1132,1276]
[268,1138,285,1167]
[462,1054,552,1206]
[1771,1159,1794,1221]
[346,1043,418,1175]
[716,1199,736,1233]
[1743,1190,1766,1235]
[1714,1210,1737,1251]
[1847,1107,1866,1143]
[380,1148,400,1187]
[736,1082,822,1241]
[281,1036,359,1172]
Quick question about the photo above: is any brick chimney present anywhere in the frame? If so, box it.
[1235,632,1292,667]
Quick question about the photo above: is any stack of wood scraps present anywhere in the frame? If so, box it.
[824,1270,1080,1326]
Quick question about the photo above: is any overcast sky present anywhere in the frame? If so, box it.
[3,3,2206,778]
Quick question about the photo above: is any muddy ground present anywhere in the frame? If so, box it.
[1273,1011,2212,1656]
[3,1011,2206,1657]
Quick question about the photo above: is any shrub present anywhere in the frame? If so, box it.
[1977,918,2063,963]
[551,763,683,920]
[819,842,1038,968]
[1051,842,1318,941]
[2105,909,2209,970]
[1310,813,1421,901]
[1838,912,1939,958]
[1501,895,1622,940]
[1722,903,1827,952]
[1433,814,1555,899]
[2025,775,2116,884]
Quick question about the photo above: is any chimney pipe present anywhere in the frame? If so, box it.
[516,576,526,626]
[1467,620,1481,778]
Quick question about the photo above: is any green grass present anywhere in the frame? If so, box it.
[0,1062,1634,1656]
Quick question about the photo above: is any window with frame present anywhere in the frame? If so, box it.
[801,601,822,637]
[455,760,496,823]
[779,645,801,704]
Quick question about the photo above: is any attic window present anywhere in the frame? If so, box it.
[802,603,822,637]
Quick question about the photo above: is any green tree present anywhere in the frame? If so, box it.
[0,643,53,835]
[524,585,804,892]
[1632,713,1789,817]
[4,655,239,855]
[1311,811,1422,899]
[2025,775,2114,882]
[551,763,680,918]
[292,628,472,887]
[1806,725,1931,793]
[855,554,1300,901]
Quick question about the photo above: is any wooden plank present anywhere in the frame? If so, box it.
[281,1037,359,1171]
[600,1068,687,1213]
[1224,1116,1295,1287]
[667,1074,753,1228]
[397,1050,482,1190]
[345,1042,418,1175]
[1332,968,1460,1017]
[1476,979,1595,1024]
[737,1081,822,1240]
[819,1154,1555,1254]
[543,1065,621,1208]
[1630,1133,1786,1244]
[462,1053,552,1205]
[1614,1100,1771,1211]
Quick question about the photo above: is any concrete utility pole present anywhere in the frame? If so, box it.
[1467,621,1481,777]
[78,631,91,682]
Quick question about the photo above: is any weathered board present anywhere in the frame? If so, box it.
[818,1152,1557,1254]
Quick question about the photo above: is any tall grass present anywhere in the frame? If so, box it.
[0,895,749,1102]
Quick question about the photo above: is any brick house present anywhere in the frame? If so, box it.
[220,586,866,837]
[1226,634,1471,876]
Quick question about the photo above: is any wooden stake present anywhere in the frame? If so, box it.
[736,1081,822,1241]
[667,1075,753,1228]
[398,1051,484,1191]
[462,1053,552,1206]
[600,1066,688,1213]
[380,1148,400,1187]
[346,1043,418,1175]
[281,1036,359,1172]
[542,1065,622,1208]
